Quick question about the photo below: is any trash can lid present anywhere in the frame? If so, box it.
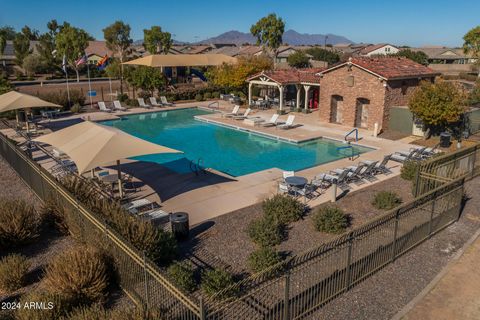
[170,212,189,222]
[440,132,451,137]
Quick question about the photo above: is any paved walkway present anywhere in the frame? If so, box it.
[398,229,480,320]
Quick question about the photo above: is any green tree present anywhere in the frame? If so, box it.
[468,79,480,105]
[287,51,311,68]
[23,53,43,77]
[305,47,340,65]
[55,23,90,82]
[207,55,273,91]
[36,20,60,75]
[409,81,466,136]
[127,66,165,95]
[0,26,16,41]
[20,26,39,40]
[143,26,172,54]
[13,32,31,67]
[0,75,12,94]
[463,26,480,77]
[103,21,133,93]
[395,49,429,65]
[250,14,285,59]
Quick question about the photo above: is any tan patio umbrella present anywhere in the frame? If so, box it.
[33,121,181,197]
[122,54,237,67]
[0,91,61,131]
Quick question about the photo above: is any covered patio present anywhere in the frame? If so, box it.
[246,68,323,113]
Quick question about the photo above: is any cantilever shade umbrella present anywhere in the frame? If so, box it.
[0,91,61,131]
[33,121,181,197]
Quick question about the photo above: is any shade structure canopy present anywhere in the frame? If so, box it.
[33,121,181,173]
[0,91,61,112]
[122,54,237,67]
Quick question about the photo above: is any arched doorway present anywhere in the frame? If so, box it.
[330,95,343,123]
[355,98,370,128]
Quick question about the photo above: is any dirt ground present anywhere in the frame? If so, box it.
[179,176,414,275]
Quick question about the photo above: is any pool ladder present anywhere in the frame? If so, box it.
[345,128,359,142]
[190,158,207,176]
[337,145,360,161]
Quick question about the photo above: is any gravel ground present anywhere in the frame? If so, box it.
[306,176,480,320]
[179,176,414,275]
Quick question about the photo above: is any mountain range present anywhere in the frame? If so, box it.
[194,29,353,46]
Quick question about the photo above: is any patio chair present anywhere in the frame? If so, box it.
[122,198,153,214]
[362,156,393,175]
[395,147,426,161]
[160,96,174,106]
[113,100,127,111]
[331,163,367,184]
[313,168,351,190]
[149,97,163,107]
[233,108,251,120]
[278,171,295,194]
[262,114,281,127]
[291,183,318,203]
[137,98,153,109]
[277,115,296,130]
[224,105,240,118]
[98,101,112,113]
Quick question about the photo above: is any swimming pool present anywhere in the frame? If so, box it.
[101,108,373,177]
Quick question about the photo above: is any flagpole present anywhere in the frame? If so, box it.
[65,71,71,108]
[109,77,113,102]
[86,62,93,108]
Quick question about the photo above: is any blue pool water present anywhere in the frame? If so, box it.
[101,108,373,177]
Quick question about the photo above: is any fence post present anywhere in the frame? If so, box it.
[345,232,354,291]
[199,296,206,320]
[284,272,290,320]
[457,178,466,222]
[428,192,437,238]
[414,161,421,197]
[392,209,400,262]
[143,251,150,310]
[472,146,477,179]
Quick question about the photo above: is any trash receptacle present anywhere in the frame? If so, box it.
[170,212,189,240]
[439,132,451,148]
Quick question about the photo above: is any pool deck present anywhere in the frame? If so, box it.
[5,100,419,226]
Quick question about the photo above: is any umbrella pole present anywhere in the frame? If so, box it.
[15,110,19,129]
[117,160,123,198]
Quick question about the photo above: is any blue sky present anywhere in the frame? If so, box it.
[1,0,477,47]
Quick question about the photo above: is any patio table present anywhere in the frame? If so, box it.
[285,176,308,188]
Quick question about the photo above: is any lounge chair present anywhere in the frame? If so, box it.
[313,168,351,190]
[331,163,367,184]
[149,97,163,107]
[160,96,174,106]
[122,198,154,214]
[137,98,152,109]
[262,114,281,127]
[277,115,295,130]
[113,100,127,111]
[362,156,393,175]
[396,147,426,160]
[233,108,251,120]
[224,105,240,118]
[98,101,112,113]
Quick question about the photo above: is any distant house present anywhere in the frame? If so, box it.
[360,44,399,56]
[0,40,39,68]
[275,46,313,64]
[236,45,264,57]
[414,47,474,64]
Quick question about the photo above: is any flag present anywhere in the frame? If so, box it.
[75,52,88,66]
[62,55,67,74]
[96,55,109,70]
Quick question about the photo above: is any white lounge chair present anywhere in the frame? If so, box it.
[277,115,296,129]
[160,96,174,106]
[149,97,163,107]
[224,105,240,118]
[98,101,112,113]
[278,171,295,194]
[233,108,251,120]
[113,100,127,111]
[262,114,281,127]
[137,98,152,109]
[122,198,154,214]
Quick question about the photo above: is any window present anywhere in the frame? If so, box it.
[347,76,354,87]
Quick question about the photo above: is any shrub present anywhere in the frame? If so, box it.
[62,304,109,320]
[248,247,282,273]
[0,254,30,293]
[117,93,129,102]
[39,197,69,235]
[372,191,402,210]
[262,194,304,224]
[40,89,85,108]
[64,305,163,320]
[201,269,237,299]
[401,160,419,181]
[126,98,139,107]
[212,91,220,99]
[43,246,110,306]
[167,261,196,293]
[195,93,204,101]
[16,291,71,320]
[0,198,39,249]
[70,103,82,114]
[203,92,212,100]
[312,206,349,234]
[247,216,285,247]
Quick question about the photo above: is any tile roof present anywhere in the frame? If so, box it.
[247,67,324,85]
[360,43,396,55]
[320,57,439,80]
[185,45,212,54]
[237,45,263,56]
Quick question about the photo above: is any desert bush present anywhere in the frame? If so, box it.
[212,91,220,99]
[0,198,39,249]
[39,197,69,235]
[195,93,204,101]
[40,90,85,108]
[247,216,285,247]
[0,254,30,293]
[126,98,139,107]
[263,194,304,224]
[117,93,129,102]
[203,92,212,100]
[248,247,282,273]
[401,160,419,181]
[61,304,109,320]
[64,305,163,320]
[312,206,349,234]
[16,291,71,320]
[43,246,110,306]
[201,269,237,299]
[70,103,82,114]
[372,191,403,210]
[167,261,196,293]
